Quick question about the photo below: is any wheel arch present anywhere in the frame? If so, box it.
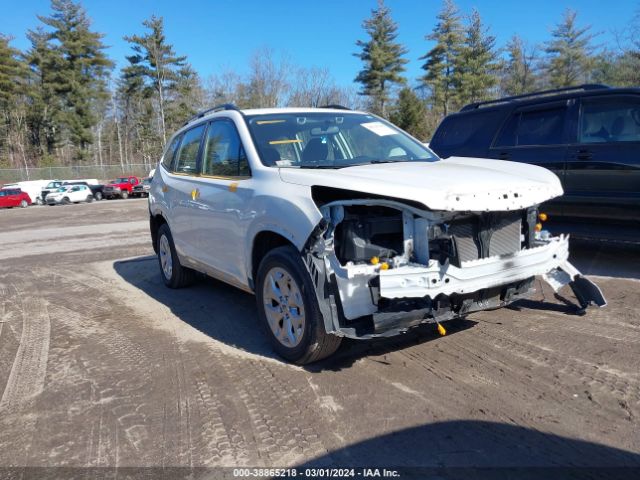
[250,230,298,291]
[150,213,168,254]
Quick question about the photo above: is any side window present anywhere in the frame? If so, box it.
[201,120,250,177]
[579,96,640,144]
[516,107,566,146]
[162,135,182,170]
[493,113,519,147]
[431,110,503,150]
[174,125,205,174]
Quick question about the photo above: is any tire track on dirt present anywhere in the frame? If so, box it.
[473,326,640,418]
[0,293,50,413]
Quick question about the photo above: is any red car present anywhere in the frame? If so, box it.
[0,188,32,208]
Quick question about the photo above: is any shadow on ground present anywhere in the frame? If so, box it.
[569,239,640,280]
[112,256,476,367]
[297,420,640,478]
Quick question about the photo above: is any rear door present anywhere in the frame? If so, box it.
[564,94,640,222]
[165,124,206,260]
[190,118,254,286]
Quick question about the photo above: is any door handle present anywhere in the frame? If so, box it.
[576,149,592,160]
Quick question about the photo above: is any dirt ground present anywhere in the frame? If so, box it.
[0,200,639,477]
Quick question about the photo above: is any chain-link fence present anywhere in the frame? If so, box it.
[0,164,154,183]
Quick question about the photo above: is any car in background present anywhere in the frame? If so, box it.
[2,180,50,205]
[46,185,94,205]
[428,84,640,240]
[132,178,151,197]
[63,180,106,201]
[41,180,65,202]
[0,188,32,208]
[103,176,140,199]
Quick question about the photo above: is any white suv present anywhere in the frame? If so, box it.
[149,105,606,364]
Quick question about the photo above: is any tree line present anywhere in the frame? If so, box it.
[0,0,638,172]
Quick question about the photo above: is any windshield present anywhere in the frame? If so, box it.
[46,182,60,188]
[246,112,439,169]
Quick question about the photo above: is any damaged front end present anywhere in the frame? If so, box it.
[303,193,606,339]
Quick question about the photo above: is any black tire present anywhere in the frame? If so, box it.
[86,195,93,203]
[121,190,129,200]
[19,200,28,208]
[255,245,342,364]
[94,191,103,201]
[61,197,70,205]
[157,223,195,288]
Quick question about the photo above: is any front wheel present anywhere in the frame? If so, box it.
[121,190,129,200]
[86,195,93,203]
[19,200,28,208]
[157,223,195,288]
[256,246,342,364]
[94,191,103,201]
[61,197,70,205]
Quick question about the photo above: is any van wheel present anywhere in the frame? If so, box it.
[121,190,129,200]
[19,200,28,208]
[157,223,195,288]
[256,246,342,364]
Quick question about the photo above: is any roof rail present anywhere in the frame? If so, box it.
[319,104,351,110]
[183,103,240,125]
[460,84,610,111]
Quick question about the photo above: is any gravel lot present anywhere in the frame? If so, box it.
[0,200,639,476]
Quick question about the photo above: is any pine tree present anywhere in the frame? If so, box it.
[354,0,408,117]
[124,16,187,143]
[25,26,65,158]
[456,9,498,105]
[390,87,429,140]
[419,0,464,116]
[0,35,29,170]
[502,35,538,95]
[544,9,596,88]
[38,0,113,158]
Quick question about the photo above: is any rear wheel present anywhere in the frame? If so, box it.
[157,223,195,288]
[19,200,28,208]
[94,191,103,201]
[121,190,129,200]
[61,197,70,205]
[256,246,342,364]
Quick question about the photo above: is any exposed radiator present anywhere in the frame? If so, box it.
[449,213,522,263]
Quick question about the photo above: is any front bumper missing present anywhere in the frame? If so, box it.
[378,235,606,309]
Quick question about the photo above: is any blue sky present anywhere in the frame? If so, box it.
[1,0,638,87]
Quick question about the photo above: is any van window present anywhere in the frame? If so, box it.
[432,110,503,151]
[517,107,566,145]
[201,120,250,177]
[579,96,640,144]
[174,125,205,174]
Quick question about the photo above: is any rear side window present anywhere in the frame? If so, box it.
[494,105,566,147]
[162,135,182,170]
[174,125,205,174]
[518,107,565,145]
[579,96,640,144]
[432,110,503,151]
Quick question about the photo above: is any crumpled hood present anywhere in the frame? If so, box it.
[279,156,563,211]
